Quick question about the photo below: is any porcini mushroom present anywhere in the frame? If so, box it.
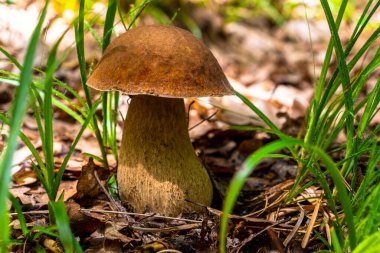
[87,25,234,216]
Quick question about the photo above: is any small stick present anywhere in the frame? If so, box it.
[323,211,332,246]
[283,207,305,246]
[189,110,218,131]
[235,218,289,252]
[93,170,122,212]
[157,250,182,253]
[79,208,205,224]
[10,210,49,216]
[128,223,201,233]
[302,195,323,248]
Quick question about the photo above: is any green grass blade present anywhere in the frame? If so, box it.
[0,73,88,124]
[102,0,117,52]
[101,0,117,152]
[127,0,152,30]
[305,1,347,146]
[331,227,343,253]
[0,1,50,250]
[75,0,109,168]
[84,21,102,46]
[53,79,88,110]
[51,98,86,126]
[235,91,278,131]
[43,37,65,194]
[82,152,105,164]
[9,195,30,240]
[75,0,92,107]
[320,0,353,131]
[50,201,82,253]
[0,113,49,189]
[352,232,380,253]
[29,86,46,151]
[0,47,23,70]
[112,91,119,159]
[358,79,380,137]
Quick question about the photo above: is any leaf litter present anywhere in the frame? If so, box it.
[1,1,379,252]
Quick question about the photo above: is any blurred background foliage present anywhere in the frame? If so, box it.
[50,0,358,28]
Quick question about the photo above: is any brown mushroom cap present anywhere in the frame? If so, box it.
[87,25,234,98]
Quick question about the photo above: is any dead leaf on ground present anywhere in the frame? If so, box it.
[76,158,108,199]
[12,167,38,186]
[66,201,102,237]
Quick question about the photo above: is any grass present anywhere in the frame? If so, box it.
[220,1,380,252]
[0,0,50,250]
[0,0,379,252]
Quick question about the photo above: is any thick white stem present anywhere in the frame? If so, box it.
[118,95,213,215]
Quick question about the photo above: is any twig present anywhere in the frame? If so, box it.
[157,250,182,253]
[128,223,201,233]
[283,207,305,246]
[79,208,206,224]
[93,169,121,211]
[187,100,196,127]
[235,218,289,252]
[302,195,323,248]
[188,110,218,131]
[323,211,332,246]
[10,210,49,216]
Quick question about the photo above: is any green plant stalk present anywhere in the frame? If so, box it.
[128,0,153,30]
[352,232,380,253]
[0,72,95,128]
[112,91,119,159]
[0,1,49,250]
[76,0,109,168]
[104,92,118,158]
[322,1,362,181]
[358,79,380,137]
[102,0,117,53]
[331,227,344,253]
[305,0,380,148]
[318,25,379,114]
[29,88,51,189]
[305,0,347,146]
[9,195,30,240]
[50,201,83,253]
[0,47,23,70]
[0,68,89,118]
[306,1,379,149]
[102,93,108,145]
[43,33,64,200]
[101,0,117,156]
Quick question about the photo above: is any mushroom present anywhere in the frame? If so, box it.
[87,25,234,216]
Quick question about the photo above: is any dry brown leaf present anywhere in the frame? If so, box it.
[12,168,38,186]
[76,158,103,199]
[66,201,101,237]
[104,222,134,244]
[56,180,78,201]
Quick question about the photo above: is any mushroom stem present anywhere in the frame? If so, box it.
[118,95,213,215]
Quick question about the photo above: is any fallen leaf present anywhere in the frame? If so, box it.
[76,158,105,199]
[12,167,38,186]
[66,201,102,237]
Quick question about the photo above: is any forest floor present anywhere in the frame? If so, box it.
[1,1,379,252]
